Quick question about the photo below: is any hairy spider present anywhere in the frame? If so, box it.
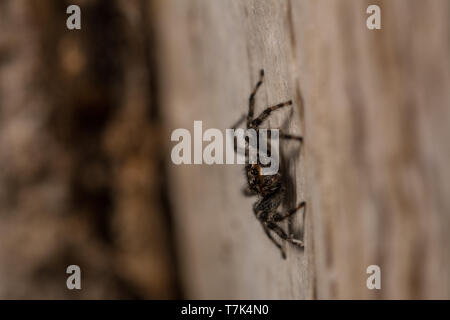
[231,69,306,259]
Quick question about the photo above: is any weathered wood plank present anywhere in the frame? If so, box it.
[154,0,313,299]
[155,0,450,299]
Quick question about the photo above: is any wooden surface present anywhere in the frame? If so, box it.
[154,0,450,299]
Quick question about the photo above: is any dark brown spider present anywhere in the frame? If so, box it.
[231,69,306,259]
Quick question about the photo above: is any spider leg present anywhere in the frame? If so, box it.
[272,201,306,222]
[262,223,286,259]
[261,130,302,150]
[247,69,265,127]
[257,130,303,164]
[280,132,303,142]
[230,114,249,156]
[250,100,292,128]
[242,186,257,197]
[264,221,304,247]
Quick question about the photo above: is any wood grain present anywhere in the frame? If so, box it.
[154,0,450,299]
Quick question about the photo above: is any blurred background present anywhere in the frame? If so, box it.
[0,0,180,298]
[0,0,449,299]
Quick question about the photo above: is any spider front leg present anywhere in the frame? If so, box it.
[264,221,304,247]
[230,114,249,155]
[271,201,306,222]
[280,132,303,142]
[262,223,287,259]
[264,129,303,143]
[242,186,257,197]
[247,69,265,127]
[261,130,303,158]
[250,100,293,128]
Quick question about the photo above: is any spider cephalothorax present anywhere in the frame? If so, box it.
[231,69,306,259]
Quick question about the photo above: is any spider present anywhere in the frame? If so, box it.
[231,69,306,259]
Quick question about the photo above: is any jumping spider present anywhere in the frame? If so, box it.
[231,69,306,259]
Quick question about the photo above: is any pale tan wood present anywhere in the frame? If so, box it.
[296,0,450,299]
[154,0,450,299]
[154,0,312,299]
